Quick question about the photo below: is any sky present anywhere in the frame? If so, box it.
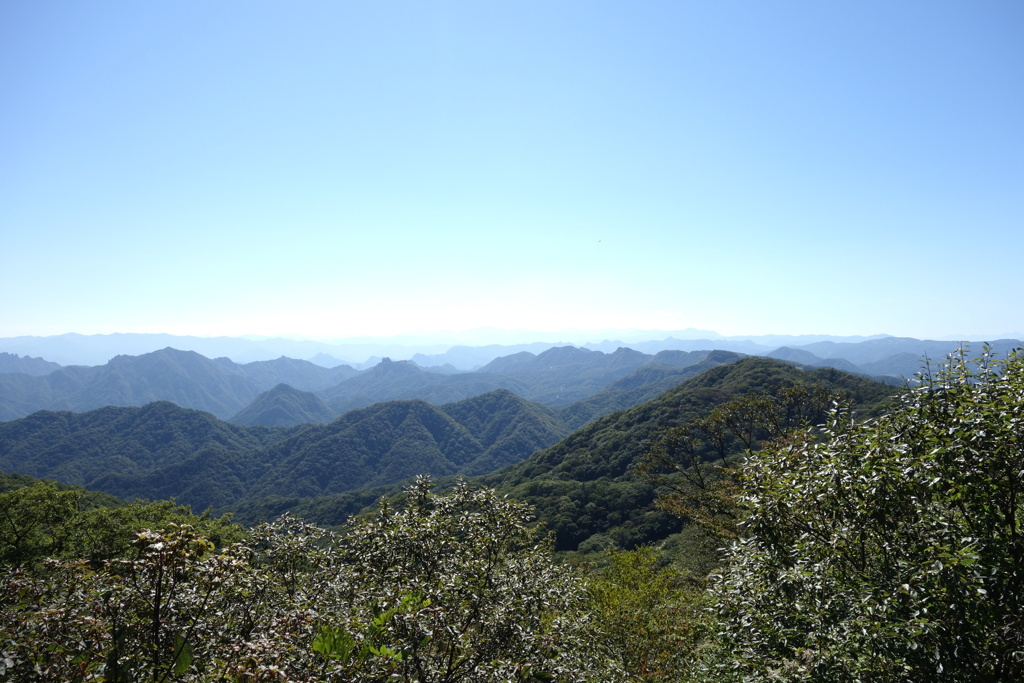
[2,1,1022,344]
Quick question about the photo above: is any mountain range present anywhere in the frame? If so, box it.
[4,331,1017,369]
[0,345,741,424]
[2,337,1019,427]
[2,333,1018,555]
[0,354,900,557]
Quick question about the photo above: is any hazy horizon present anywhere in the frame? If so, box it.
[4,327,1022,347]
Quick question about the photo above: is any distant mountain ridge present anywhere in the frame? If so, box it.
[0,345,733,424]
[3,337,1021,425]
[6,330,1005,369]
[0,348,358,422]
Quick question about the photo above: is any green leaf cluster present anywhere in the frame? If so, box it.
[0,479,246,568]
[1,479,624,682]
[709,348,1024,680]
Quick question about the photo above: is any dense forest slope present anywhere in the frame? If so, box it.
[0,391,569,512]
[481,357,898,552]
[230,383,339,426]
[0,402,293,509]
[557,349,743,429]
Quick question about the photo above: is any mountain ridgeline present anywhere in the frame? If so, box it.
[0,349,358,423]
[3,338,1019,426]
[0,345,744,425]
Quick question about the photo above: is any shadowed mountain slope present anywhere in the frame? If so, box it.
[0,401,293,509]
[0,348,359,421]
[0,387,568,512]
[0,352,62,376]
[230,383,339,426]
[438,389,570,474]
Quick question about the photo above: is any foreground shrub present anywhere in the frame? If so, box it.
[710,349,1024,681]
[1,478,623,682]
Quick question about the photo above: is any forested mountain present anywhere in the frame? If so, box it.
[230,383,339,426]
[0,390,569,512]
[0,343,745,425]
[557,349,744,429]
[479,357,898,553]
[0,340,981,544]
[438,389,569,474]
[0,401,294,510]
[247,390,570,499]
[227,357,899,547]
[315,348,724,421]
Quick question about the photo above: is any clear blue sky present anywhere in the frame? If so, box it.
[3,1,1022,342]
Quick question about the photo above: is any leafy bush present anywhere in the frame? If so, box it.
[709,348,1024,680]
[1,478,623,682]
[587,546,707,681]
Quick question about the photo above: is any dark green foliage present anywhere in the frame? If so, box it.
[485,357,896,552]
[0,479,246,568]
[248,393,568,500]
[0,392,567,514]
[709,348,1024,680]
[252,400,488,498]
[0,480,622,682]
[0,402,293,509]
[640,374,887,542]
[438,389,570,474]
[230,382,340,426]
[229,484,393,529]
